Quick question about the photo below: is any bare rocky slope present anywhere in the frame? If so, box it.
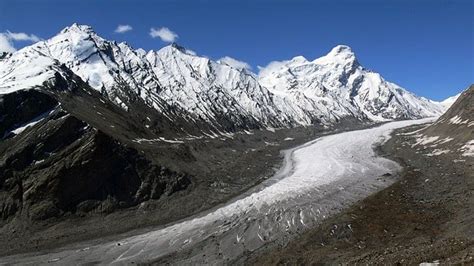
[421,84,473,154]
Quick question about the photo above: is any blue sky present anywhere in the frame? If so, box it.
[0,0,472,100]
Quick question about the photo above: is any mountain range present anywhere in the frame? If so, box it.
[0,24,451,137]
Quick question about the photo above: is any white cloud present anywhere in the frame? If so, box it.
[0,33,16,53]
[0,31,41,53]
[218,56,252,70]
[150,27,178,42]
[114,24,133,33]
[5,31,40,42]
[257,60,289,77]
[185,49,196,56]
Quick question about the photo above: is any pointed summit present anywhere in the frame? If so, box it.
[170,42,186,52]
[170,42,197,55]
[156,42,196,57]
[61,23,95,34]
[329,45,354,55]
[54,23,106,47]
[290,55,309,64]
[314,44,357,66]
[325,44,356,59]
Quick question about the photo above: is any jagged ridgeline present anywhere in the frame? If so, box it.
[0,24,446,135]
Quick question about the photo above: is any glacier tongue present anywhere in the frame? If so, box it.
[0,24,446,133]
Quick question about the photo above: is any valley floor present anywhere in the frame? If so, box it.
[251,123,474,265]
[0,120,434,264]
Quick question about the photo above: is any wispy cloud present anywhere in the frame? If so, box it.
[257,60,289,77]
[150,27,178,42]
[0,34,15,53]
[0,31,41,53]
[114,24,133,34]
[5,31,40,42]
[185,49,196,56]
[218,56,252,70]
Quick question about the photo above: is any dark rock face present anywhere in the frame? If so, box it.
[423,84,473,145]
[0,90,58,139]
[0,88,191,222]
[0,52,9,60]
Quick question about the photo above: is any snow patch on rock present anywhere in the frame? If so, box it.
[460,140,474,157]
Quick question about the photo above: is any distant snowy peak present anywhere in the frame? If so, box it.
[258,45,360,93]
[440,93,461,109]
[168,42,198,56]
[258,44,445,121]
[61,23,94,34]
[313,44,358,66]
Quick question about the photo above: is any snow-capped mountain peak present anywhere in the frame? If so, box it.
[169,42,190,53]
[60,23,94,34]
[289,55,309,64]
[258,44,445,122]
[323,44,355,58]
[152,43,199,59]
[0,24,447,133]
[319,45,358,72]
[330,44,353,53]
